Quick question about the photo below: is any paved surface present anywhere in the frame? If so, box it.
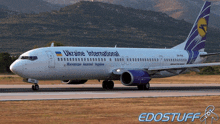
[0,84,220,101]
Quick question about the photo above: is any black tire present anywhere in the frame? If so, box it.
[145,83,150,90]
[32,85,35,90]
[107,81,114,90]
[35,85,39,90]
[102,81,108,89]
[137,83,150,90]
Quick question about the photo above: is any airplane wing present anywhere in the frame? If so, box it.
[148,62,220,71]
[112,63,220,75]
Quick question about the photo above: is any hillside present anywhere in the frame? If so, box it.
[0,0,62,13]
[48,0,220,29]
[0,1,220,62]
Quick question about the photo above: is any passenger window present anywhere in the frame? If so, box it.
[64,58,66,61]
[87,58,89,61]
[58,58,60,61]
[110,58,111,61]
[61,58,63,61]
[98,58,100,61]
[75,58,77,61]
[93,58,95,61]
[101,58,103,61]
[81,58,83,61]
[90,58,92,61]
[95,58,97,61]
[67,58,69,61]
[78,58,80,61]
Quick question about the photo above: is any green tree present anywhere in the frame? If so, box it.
[0,53,13,73]
[199,66,215,75]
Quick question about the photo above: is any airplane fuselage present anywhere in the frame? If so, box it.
[10,47,206,81]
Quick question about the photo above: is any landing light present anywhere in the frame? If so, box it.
[116,69,121,72]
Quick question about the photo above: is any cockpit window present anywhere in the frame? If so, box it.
[21,56,38,61]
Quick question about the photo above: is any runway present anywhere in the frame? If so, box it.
[0,84,220,101]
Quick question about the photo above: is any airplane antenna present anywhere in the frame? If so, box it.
[115,44,117,48]
[51,42,54,47]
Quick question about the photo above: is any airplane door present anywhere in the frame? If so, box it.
[45,51,55,68]
[121,56,125,65]
[125,56,129,65]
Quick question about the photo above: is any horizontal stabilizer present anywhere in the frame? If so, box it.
[200,52,220,57]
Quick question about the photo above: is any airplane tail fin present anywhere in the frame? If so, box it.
[172,1,211,52]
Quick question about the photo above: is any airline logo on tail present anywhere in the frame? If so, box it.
[197,18,208,37]
[184,1,211,52]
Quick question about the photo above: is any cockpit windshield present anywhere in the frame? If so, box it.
[21,56,38,61]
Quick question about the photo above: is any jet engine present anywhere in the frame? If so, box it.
[120,70,151,86]
[62,80,88,84]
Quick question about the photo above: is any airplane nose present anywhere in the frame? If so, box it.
[10,61,23,75]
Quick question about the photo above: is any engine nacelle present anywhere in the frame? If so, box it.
[62,80,88,84]
[120,70,151,86]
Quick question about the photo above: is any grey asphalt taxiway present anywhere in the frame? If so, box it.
[0,84,220,101]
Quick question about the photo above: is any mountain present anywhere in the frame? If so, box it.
[0,1,220,62]
[0,0,62,13]
[45,0,220,29]
[112,0,220,29]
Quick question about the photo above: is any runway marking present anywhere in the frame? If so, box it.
[0,84,219,101]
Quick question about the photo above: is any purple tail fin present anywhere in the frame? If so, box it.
[184,1,211,51]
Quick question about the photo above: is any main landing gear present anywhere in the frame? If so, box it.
[32,84,39,91]
[102,80,114,90]
[137,82,150,90]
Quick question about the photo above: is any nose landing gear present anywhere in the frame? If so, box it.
[23,78,39,91]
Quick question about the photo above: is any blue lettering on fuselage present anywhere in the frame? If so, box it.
[95,63,104,66]
[87,51,120,57]
[83,63,93,66]
[67,63,81,66]
[63,50,85,56]
[63,50,120,57]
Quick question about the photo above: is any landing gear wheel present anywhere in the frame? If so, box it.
[108,81,114,90]
[35,85,39,90]
[137,83,150,90]
[102,81,114,90]
[32,85,35,90]
[32,84,39,91]
[102,81,108,89]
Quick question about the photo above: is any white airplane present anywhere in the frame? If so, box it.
[10,1,220,91]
